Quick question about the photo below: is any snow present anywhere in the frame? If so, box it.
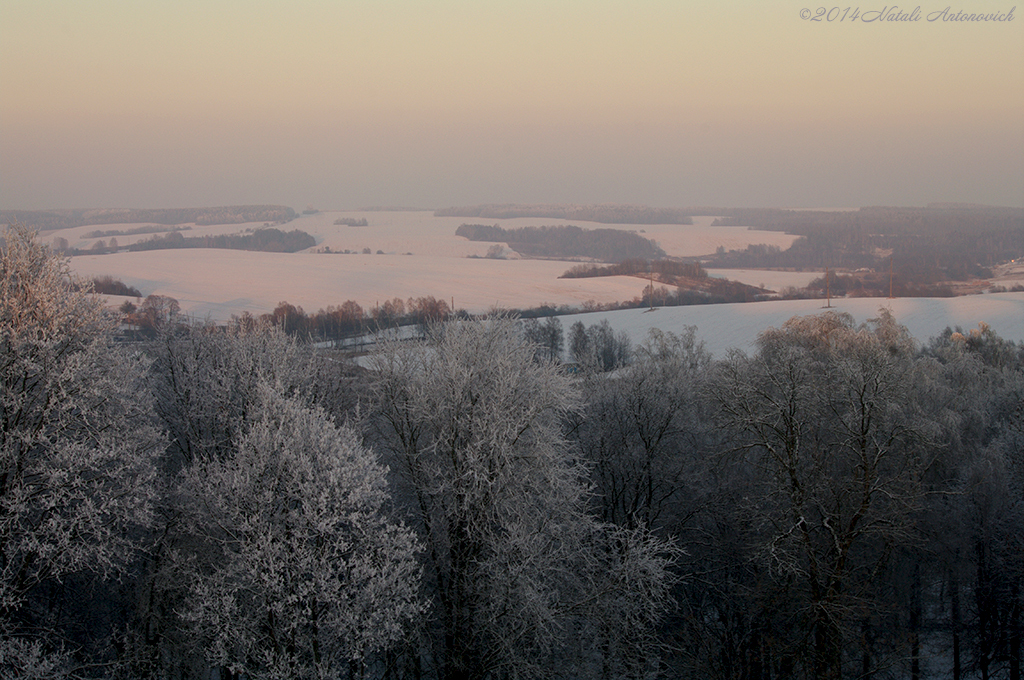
[559,293,1024,357]
[58,210,1024,354]
[705,268,823,292]
[64,210,800,321]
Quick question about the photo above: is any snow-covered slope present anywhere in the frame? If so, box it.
[560,293,1024,357]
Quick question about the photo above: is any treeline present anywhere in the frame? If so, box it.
[709,205,1024,282]
[803,272,958,298]
[127,227,316,253]
[334,217,369,226]
[561,257,707,280]
[559,258,767,307]
[85,225,191,238]
[88,275,142,297]
[712,204,1024,235]
[0,205,297,231]
[258,276,767,341]
[456,223,665,262]
[438,203,696,225]
[6,220,1024,679]
[255,295,455,340]
[214,294,458,342]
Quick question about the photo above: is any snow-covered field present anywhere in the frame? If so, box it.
[562,293,1024,357]
[83,249,653,320]
[62,210,801,321]
[56,210,1024,354]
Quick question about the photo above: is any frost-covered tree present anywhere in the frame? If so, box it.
[0,223,159,674]
[177,384,422,680]
[150,319,351,468]
[923,325,1024,679]
[370,318,677,680]
[129,320,363,678]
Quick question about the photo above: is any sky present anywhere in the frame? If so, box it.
[2,0,1022,211]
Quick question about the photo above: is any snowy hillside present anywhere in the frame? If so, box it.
[560,293,1024,357]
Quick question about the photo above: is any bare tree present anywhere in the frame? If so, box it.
[569,319,631,372]
[573,327,712,530]
[522,316,563,363]
[709,310,931,679]
[149,320,346,468]
[924,327,1024,680]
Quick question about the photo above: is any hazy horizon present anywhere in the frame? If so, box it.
[3,1,1022,211]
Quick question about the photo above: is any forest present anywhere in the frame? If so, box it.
[0,206,297,232]
[3,222,1023,680]
[455,224,665,262]
[707,205,1024,285]
[125,227,316,254]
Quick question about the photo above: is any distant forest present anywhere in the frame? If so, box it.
[440,203,1024,288]
[0,205,297,231]
[127,227,316,253]
[561,258,707,280]
[708,205,1024,282]
[456,223,665,262]
[84,225,192,239]
[438,204,696,225]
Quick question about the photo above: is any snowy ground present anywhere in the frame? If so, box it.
[56,210,1024,353]
[62,210,801,321]
[705,268,822,291]
[559,293,1024,357]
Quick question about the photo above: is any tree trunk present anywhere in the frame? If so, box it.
[861,617,873,679]
[911,562,922,680]
[951,569,962,680]
[1010,581,1021,680]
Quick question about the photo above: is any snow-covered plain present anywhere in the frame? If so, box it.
[63,210,801,321]
[58,210,1024,353]
[563,293,1024,357]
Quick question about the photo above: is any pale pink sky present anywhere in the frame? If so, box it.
[2,1,1022,209]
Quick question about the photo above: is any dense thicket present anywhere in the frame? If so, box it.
[84,225,191,239]
[1,224,160,676]
[3,223,1022,679]
[369,319,678,679]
